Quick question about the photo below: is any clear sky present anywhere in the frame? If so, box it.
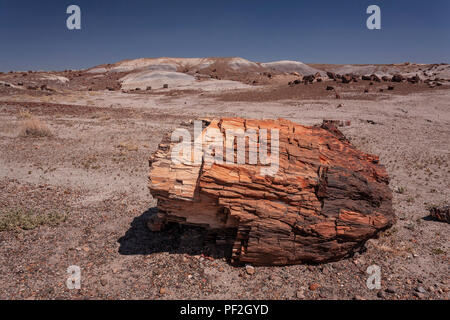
[0,0,449,71]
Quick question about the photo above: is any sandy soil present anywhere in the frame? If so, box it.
[0,63,449,300]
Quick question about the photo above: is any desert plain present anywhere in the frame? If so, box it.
[0,57,448,299]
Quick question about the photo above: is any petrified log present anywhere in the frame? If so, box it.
[326,71,336,80]
[148,118,395,266]
[341,74,352,83]
[391,74,404,82]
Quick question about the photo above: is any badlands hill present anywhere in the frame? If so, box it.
[0,57,449,94]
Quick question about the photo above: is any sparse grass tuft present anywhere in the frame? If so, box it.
[0,208,66,232]
[395,186,406,194]
[431,248,445,255]
[17,109,33,119]
[117,141,139,152]
[81,155,100,170]
[20,118,52,137]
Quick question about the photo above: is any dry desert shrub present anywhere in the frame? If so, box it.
[17,109,32,119]
[0,208,66,232]
[20,117,53,137]
[117,141,139,151]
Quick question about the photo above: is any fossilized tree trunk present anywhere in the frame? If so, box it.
[148,118,395,266]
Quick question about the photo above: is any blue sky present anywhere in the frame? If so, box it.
[0,0,449,71]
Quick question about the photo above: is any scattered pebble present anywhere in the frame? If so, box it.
[245,265,255,275]
[296,289,305,299]
[386,286,397,294]
[415,286,426,293]
[414,292,425,299]
[309,283,320,291]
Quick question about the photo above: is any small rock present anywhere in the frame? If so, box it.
[415,286,426,293]
[100,278,107,286]
[386,286,397,294]
[377,291,386,299]
[245,265,255,275]
[309,283,320,291]
[414,292,425,299]
[159,287,166,294]
[296,289,305,299]
[353,295,365,300]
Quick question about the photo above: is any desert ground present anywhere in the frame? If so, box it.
[0,57,448,299]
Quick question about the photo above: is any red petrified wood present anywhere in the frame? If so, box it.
[148,118,395,266]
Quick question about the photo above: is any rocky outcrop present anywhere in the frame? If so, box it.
[148,118,395,266]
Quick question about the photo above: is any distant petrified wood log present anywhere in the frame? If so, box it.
[429,205,449,223]
[148,118,395,266]
[391,74,404,82]
[370,74,381,82]
[341,74,352,83]
[303,74,315,83]
[326,71,336,80]
[407,75,421,84]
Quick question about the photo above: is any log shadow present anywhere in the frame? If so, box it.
[421,215,448,223]
[117,207,234,260]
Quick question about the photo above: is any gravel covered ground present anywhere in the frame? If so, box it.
[0,77,448,300]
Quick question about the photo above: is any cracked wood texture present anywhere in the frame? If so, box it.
[148,118,395,266]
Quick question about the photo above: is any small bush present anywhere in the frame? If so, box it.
[431,248,445,255]
[17,109,33,119]
[395,186,406,194]
[0,209,66,232]
[20,118,52,137]
[117,141,139,152]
